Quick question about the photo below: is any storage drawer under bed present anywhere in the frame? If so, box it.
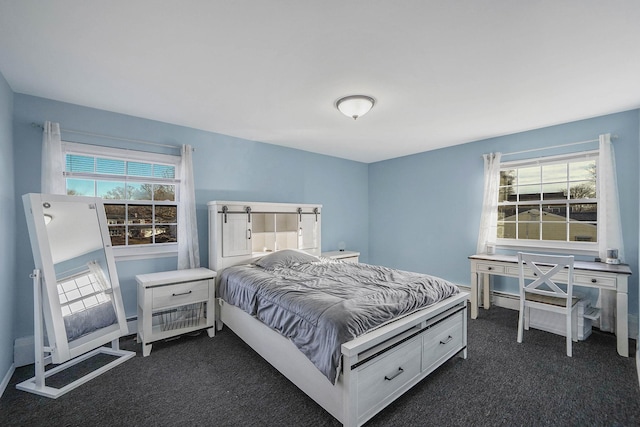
[354,305,466,419]
[422,310,464,373]
[356,335,422,417]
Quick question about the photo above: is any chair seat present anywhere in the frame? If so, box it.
[525,293,579,308]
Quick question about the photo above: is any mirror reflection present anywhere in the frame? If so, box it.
[42,199,118,342]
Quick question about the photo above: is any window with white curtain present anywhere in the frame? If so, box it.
[497,151,598,252]
[62,141,181,258]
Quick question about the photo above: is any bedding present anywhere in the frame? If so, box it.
[63,301,118,341]
[254,248,320,269]
[218,250,460,384]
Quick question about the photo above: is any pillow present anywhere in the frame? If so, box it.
[255,249,319,270]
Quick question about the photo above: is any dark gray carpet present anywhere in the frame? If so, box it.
[2,306,639,426]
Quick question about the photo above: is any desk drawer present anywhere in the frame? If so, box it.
[152,280,209,309]
[489,264,616,290]
[507,266,571,283]
[477,263,505,274]
[422,310,464,372]
[574,274,615,289]
[357,336,422,417]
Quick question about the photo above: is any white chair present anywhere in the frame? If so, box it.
[517,252,578,357]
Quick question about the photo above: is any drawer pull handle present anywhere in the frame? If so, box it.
[384,367,404,381]
[591,278,597,283]
[172,290,193,297]
[487,267,493,271]
[440,335,453,345]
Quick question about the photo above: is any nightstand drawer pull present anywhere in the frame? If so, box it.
[591,278,597,283]
[384,367,404,381]
[440,335,453,345]
[172,290,193,297]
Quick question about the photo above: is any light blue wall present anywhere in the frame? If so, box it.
[369,110,640,319]
[12,94,369,338]
[8,91,639,360]
[0,71,15,378]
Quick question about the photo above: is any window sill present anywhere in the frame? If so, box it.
[112,244,178,262]
[496,239,598,257]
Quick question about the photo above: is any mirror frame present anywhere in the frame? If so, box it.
[23,193,129,364]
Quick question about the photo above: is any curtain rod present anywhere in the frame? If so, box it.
[499,134,617,158]
[31,122,182,150]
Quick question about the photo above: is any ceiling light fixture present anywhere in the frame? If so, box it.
[335,95,375,120]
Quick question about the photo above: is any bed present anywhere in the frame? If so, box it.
[208,201,468,427]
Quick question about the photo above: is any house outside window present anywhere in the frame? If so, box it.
[62,142,180,259]
[497,151,598,253]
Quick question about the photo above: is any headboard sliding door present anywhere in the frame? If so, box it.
[208,201,322,271]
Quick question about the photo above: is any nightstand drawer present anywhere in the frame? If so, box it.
[152,280,209,309]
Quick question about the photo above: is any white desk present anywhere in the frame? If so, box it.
[469,254,632,357]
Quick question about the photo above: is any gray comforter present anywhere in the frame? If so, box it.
[219,258,459,384]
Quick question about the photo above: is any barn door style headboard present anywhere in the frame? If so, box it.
[207,201,322,272]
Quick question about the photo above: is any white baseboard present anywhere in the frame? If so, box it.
[457,284,639,339]
[1,363,15,398]
[458,285,521,310]
[14,335,35,368]
[127,318,137,337]
[625,316,638,340]
[637,340,640,388]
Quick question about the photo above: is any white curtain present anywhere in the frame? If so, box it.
[177,144,200,269]
[41,121,65,194]
[596,133,624,332]
[476,152,502,254]
[597,133,625,263]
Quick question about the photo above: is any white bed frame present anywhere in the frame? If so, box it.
[208,201,469,426]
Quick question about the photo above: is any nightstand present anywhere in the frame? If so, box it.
[136,267,216,356]
[322,250,360,263]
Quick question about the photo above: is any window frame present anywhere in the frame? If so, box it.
[62,141,181,261]
[496,150,599,256]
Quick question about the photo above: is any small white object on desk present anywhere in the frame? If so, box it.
[322,250,360,263]
[136,267,216,356]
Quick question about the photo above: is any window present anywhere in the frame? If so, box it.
[62,142,181,257]
[497,152,598,251]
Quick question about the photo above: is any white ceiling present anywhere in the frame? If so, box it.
[1,1,639,163]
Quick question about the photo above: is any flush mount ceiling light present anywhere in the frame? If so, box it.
[335,95,375,120]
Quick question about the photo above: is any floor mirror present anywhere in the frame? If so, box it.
[18,193,134,398]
